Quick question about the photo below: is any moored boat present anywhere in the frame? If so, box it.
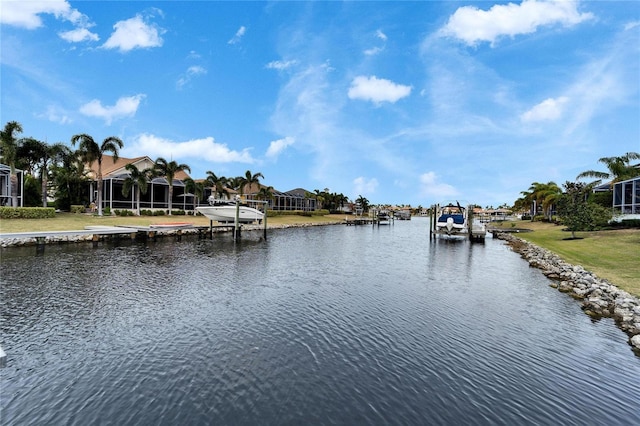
[435,202,467,235]
[196,197,264,224]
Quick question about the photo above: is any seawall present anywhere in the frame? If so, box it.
[0,221,343,248]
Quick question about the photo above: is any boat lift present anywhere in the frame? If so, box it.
[429,203,486,242]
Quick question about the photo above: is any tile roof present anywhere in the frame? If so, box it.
[86,155,191,180]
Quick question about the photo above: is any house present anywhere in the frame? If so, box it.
[85,155,193,212]
[241,184,317,212]
[0,163,24,207]
[85,156,319,214]
[613,176,640,219]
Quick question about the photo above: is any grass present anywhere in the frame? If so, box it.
[491,221,640,297]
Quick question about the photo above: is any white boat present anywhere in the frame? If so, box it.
[196,197,264,224]
[435,202,468,235]
[377,210,391,224]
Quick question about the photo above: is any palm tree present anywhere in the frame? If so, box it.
[334,193,349,212]
[0,121,24,207]
[524,181,562,220]
[576,152,640,187]
[71,133,123,216]
[17,139,68,207]
[39,142,67,208]
[205,171,230,200]
[241,170,264,197]
[122,164,153,215]
[183,177,204,211]
[256,185,274,210]
[227,176,244,194]
[313,189,326,210]
[50,146,89,210]
[153,157,191,215]
[355,195,370,213]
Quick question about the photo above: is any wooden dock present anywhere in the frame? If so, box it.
[343,217,393,226]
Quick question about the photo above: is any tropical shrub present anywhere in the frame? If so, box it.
[71,205,85,214]
[0,207,55,219]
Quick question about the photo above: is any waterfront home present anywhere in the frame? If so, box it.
[240,184,317,212]
[84,155,192,213]
[83,156,318,214]
[613,176,640,220]
[0,163,24,207]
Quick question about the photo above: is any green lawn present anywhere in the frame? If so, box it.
[492,221,640,297]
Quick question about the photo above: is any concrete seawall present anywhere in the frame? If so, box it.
[0,221,343,248]
[493,231,640,355]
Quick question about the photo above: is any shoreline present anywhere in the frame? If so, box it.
[493,230,640,355]
[0,220,344,248]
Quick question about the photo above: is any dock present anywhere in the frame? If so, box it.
[0,223,247,251]
[343,217,393,226]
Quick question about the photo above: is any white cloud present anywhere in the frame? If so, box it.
[228,26,246,44]
[126,133,255,163]
[102,14,164,52]
[266,136,295,159]
[364,29,387,56]
[0,0,86,29]
[521,96,569,122]
[348,76,411,104]
[79,94,145,124]
[441,0,594,46]
[38,105,72,125]
[624,21,640,31]
[266,59,298,70]
[59,27,99,43]
[364,47,384,56]
[176,66,207,89]
[353,177,378,196]
[419,172,458,198]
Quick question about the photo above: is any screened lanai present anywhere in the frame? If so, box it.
[613,176,640,216]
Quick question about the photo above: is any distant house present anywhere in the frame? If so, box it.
[84,155,193,212]
[0,163,24,207]
[242,184,317,211]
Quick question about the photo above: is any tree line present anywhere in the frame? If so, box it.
[513,152,640,234]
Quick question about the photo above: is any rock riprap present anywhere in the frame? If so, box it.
[493,231,640,355]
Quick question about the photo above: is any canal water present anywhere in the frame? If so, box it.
[1,218,639,425]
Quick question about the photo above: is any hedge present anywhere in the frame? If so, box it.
[0,207,56,219]
[265,209,330,217]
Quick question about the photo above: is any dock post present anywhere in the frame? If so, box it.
[0,345,6,367]
[35,236,46,254]
[234,196,241,241]
[263,208,268,240]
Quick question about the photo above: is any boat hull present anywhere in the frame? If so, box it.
[196,205,264,223]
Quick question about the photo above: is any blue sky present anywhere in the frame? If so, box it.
[1,0,639,207]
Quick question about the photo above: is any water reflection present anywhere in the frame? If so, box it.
[1,218,639,425]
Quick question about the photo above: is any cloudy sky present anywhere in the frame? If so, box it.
[1,0,638,207]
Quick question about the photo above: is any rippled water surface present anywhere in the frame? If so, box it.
[1,218,639,425]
